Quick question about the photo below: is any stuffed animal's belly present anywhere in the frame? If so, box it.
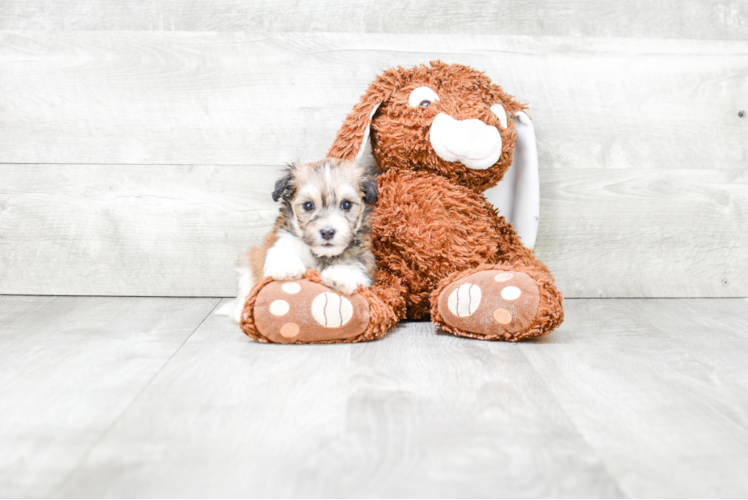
[372,170,502,317]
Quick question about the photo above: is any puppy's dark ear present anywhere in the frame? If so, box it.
[272,174,291,202]
[361,174,378,205]
[272,164,296,202]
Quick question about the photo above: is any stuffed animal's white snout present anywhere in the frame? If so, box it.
[429,113,502,170]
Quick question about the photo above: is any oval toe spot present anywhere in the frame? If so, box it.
[280,323,299,338]
[311,292,352,328]
[269,300,290,316]
[501,286,521,300]
[493,308,512,324]
[494,272,513,282]
[339,296,353,326]
[447,288,458,315]
[281,282,301,294]
[311,293,330,326]
[447,283,481,317]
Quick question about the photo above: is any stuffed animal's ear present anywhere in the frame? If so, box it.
[271,165,296,202]
[327,74,398,161]
[485,111,540,249]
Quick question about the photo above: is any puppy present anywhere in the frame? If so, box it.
[217,158,378,323]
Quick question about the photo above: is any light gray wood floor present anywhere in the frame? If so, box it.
[1,296,747,498]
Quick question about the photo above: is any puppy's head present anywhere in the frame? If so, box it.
[272,158,378,257]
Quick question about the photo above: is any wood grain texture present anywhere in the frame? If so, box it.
[57,299,623,498]
[0,164,279,296]
[635,298,748,385]
[518,298,748,497]
[32,297,748,497]
[1,32,746,297]
[0,32,746,171]
[0,295,218,497]
[536,168,748,298]
[1,164,745,297]
[0,0,747,40]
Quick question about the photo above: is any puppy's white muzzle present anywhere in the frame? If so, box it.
[429,113,502,170]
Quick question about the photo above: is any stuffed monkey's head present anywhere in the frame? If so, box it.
[328,61,527,192]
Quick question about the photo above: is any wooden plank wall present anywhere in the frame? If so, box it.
[0,2,746,297]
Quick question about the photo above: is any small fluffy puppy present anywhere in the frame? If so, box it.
[217,158,378,323]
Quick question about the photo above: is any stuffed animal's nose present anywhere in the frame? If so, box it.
[430,113,502,170]
[320,228,336,241]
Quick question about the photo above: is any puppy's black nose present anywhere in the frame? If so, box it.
[320,228,336,241]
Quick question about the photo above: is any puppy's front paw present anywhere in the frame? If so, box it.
[321,267,370,295]
[264,258,306,281]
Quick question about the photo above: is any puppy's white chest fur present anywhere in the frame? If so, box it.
[263,233,371,296]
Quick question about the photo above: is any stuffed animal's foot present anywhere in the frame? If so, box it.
[240,276,372,344]
[433,269,541,341]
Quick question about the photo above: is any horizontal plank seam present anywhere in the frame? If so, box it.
[1,30,748,44]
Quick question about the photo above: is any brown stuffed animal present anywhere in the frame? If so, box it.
[241,61,563,343]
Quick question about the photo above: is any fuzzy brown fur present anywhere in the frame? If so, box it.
[241,61,563,343]
[240,269,399,344]
[326,60,564,341]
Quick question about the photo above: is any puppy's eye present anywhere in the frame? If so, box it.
[408,86,440,109]
[341,200,352,211]
[303,202,314,212]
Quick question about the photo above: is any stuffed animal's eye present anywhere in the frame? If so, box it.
[341,200,352,210]
[303,202,314,212]
[409,86,440,108]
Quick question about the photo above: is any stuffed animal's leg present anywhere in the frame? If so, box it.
[240,270,402,344]
[430,263,563,341]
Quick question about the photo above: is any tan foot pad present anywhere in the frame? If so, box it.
[438,270,540,336]
[254,280,370,343]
